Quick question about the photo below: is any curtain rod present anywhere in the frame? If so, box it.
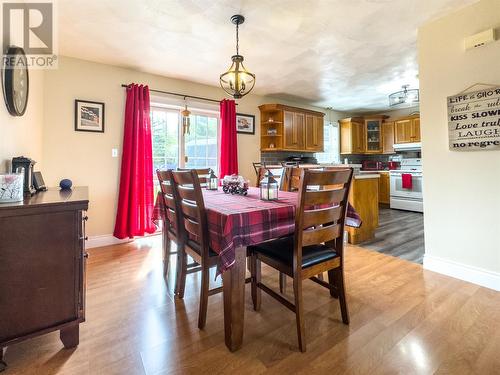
[120,84,234,105]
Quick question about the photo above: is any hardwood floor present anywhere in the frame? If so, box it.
[359,208,425,264]
[3,235,500,374]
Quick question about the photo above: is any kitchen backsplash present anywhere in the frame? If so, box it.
[341,154,391,164]
[260,151,417,165]
[260,151,315,165]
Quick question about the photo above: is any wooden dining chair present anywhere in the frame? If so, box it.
[252,162,263,179]
[277,165,311,293]
[256,167,286,189]
[156,170,183,281]
[283,166,305,192]
[249,168,354,352]
[171,169,221,329]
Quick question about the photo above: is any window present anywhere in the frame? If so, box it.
[151,106,219,173]
[184,114,218,171]
[316,122,340,164]
[152,108,180,171]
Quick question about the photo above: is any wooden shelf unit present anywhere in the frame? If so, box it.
[259,104,325,152]
[259,105,284,151]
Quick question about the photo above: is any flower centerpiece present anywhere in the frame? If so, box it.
[222,174,249,195]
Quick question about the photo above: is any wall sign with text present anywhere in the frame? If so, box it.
[447,86,500,151]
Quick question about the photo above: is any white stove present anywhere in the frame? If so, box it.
[389,158,423,213]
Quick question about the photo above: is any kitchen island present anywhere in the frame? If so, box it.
[347,174,380,244]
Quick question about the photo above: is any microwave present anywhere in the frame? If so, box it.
[361,161,384,171]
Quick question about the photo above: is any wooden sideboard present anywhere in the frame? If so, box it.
[0,187,89,359]
[259,104,325,152]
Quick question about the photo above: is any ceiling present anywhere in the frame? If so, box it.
[58,0,477,112]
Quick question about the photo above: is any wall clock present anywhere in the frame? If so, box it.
[2,46,29,116]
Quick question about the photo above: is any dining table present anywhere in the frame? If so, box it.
[153,186,361,352]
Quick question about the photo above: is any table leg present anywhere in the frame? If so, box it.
[222,247,246,352]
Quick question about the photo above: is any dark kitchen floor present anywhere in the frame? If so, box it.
[359,207,425,264]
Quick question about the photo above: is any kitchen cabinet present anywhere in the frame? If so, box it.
[284,111,305,150]
[378,172,390,204]
[382,121,395,154]
[411,118,421,142]
[259,104,324,152]
[395,116,420,144]
[305,114,324,151]
[364,117,384,153]
[339,117,365,154]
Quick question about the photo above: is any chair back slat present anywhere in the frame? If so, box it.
[302,224,341,247]
[306,169,352,186]
[302,206,342,229]
[166,208,178,230]
[177,168,210,186]
[172,170,210,259]
[181,200,200,221]
[303,188,346,206]
[293,168,354,274]
[184,216,202,238]
[177,184,197,202]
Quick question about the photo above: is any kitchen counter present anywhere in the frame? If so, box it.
[264,163,362,169]
[354,174,380,179]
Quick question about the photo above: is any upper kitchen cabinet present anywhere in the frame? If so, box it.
[259,104,324,152]
[364,116,387,154]
[305,114,324,151]
[284,111,305,150]
[381,121,395,154]
[394,115,420,144]
[411,117,421,142]
[339,117,365,154]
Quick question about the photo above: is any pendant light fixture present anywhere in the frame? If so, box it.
[181,98,191,135]
[389,85,419,107]
[220,15,255,99]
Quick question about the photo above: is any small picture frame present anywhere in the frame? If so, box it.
[75,99,105,133]
[236,113,255,135]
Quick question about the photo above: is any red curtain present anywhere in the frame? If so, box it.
[219,99,238,178]
[114,84,156,239]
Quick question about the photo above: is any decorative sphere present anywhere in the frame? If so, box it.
[59,179,73,190]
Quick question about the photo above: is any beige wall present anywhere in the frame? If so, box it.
[43,56,337,237]
[0,70,44,172]
[418,0,500,285]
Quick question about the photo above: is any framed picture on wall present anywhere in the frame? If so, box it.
[75,99,105,133]
[236,113,255,135]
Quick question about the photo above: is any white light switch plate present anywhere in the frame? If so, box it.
[112,148,118,157]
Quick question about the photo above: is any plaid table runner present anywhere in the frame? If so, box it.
[153,187,362,274]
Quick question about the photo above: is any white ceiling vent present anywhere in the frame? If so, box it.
[464,29,497,51]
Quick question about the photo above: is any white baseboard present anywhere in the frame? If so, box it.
[86,231,161,249]
[423,255,500,292]
[86,234,132,249]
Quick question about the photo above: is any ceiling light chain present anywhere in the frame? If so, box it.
[235,20,239,55]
